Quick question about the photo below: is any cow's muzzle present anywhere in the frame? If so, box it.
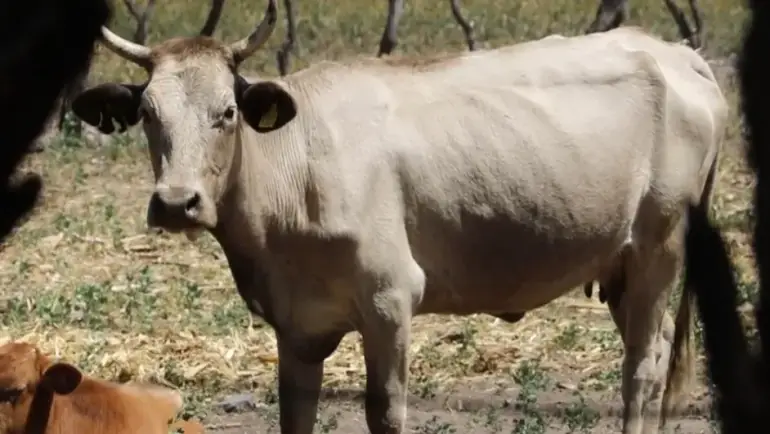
[146,185,215,231]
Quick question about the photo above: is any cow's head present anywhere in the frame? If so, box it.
[72,0,298,237]
[0,342,82,433]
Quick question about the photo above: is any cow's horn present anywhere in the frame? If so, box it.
[100,27,152,69]
[229,0,278,64]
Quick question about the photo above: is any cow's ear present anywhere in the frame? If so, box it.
[71,83,144,134]
[237,80,297,133]
[40,363,83,395]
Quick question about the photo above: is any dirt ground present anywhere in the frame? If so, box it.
[202,379,714,433]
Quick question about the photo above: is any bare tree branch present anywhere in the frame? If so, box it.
[276,0,297,75]
[449,0,476,51]
[378,0,476,57]
[378,0,405,56]
[662,0,698,48]
[686,0,704,49]
[200,0,225,37]
[122,0,139,18]
[586,0,704,49]
[122,0,157,44]
[586,0,628,34]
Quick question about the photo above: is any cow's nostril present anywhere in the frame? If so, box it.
[185,192,201,214]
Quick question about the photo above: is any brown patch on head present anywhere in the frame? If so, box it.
[150,36,234,67]
[0,342,51,433]
[0,342,50,393]
[375,51,464,71]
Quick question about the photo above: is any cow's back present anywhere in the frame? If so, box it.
[278,29,724,315]
[598,27,727,208]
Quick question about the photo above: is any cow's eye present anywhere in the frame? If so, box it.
[223,106,236,121]
[0,388,22,405]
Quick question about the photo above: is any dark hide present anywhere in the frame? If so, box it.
[686,2,770,433]
[0,0,110,242]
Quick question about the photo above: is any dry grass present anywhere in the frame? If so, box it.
[0,0,753,424]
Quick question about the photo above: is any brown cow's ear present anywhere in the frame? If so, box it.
[71,83,144,135]
[238,80,297,133]
[40,363,83,395]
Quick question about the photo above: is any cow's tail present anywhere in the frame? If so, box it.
[662,147,720,421]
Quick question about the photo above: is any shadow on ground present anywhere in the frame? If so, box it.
[204,378,715,433]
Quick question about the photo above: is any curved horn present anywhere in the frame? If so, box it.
[100,27,153,69]
[229,0,278,64]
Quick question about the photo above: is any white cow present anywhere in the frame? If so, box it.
[71,2,727,432]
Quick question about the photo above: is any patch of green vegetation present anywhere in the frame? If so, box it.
[559,392,600,433]
[512,359,550,434]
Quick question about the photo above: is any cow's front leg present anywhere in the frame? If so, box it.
[276,337,324,434]
[361,290,413,434]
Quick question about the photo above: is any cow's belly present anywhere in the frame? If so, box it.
[406,186,640,316]
[415,228,631,315]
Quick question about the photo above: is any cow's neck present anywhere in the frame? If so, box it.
[208,122,309,328]
[216,120,310,243]
[210,121,361,350]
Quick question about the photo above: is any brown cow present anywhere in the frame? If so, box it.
[0,342,191,434]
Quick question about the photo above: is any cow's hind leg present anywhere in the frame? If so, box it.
[610,235,681,434]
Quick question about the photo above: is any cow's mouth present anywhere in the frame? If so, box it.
[147,221,205,242]
[146,218,213,243]
[146,214,214,232]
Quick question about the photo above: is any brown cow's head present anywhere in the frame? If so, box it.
[0,342,82,434]
[71,0,299,238]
